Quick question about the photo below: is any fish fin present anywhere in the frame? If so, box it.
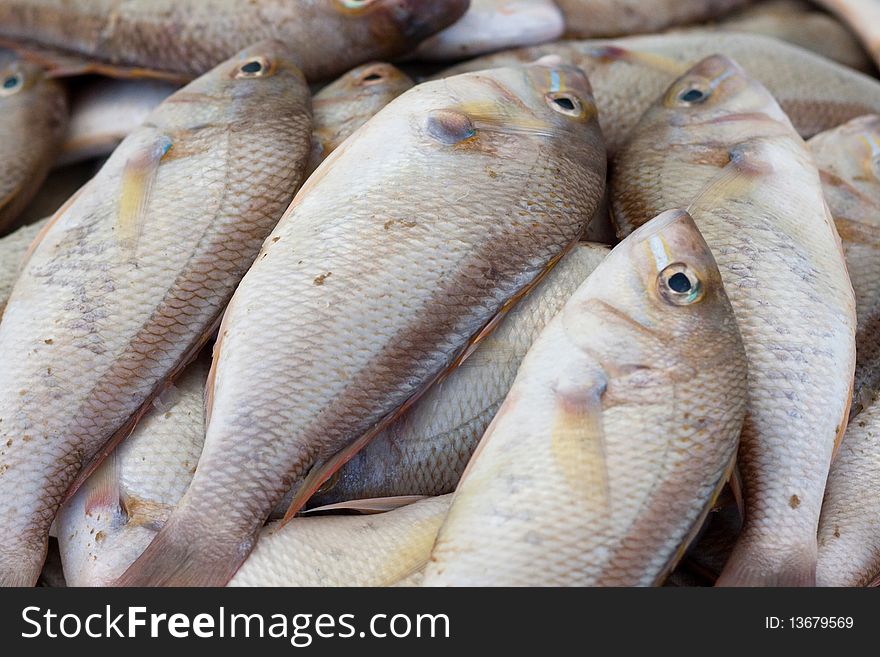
[583,44,686,75]
[687,145,766,217]
[279,238,583,524]
[0,36,191,82]
[303,495,427,515]
[716,544,817,587]
[116,135,172,255]
[204,299,237,427]
[114,515,254,587]
[81,451,122,517]
[728,463,745,520]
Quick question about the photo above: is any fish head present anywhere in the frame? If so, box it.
[811,114,880,188]
[333,0,471,42]
[0,58,65,120]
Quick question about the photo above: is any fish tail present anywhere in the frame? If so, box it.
[113,516,255,587]
[716,542,817,587]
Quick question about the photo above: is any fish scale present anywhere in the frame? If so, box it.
[116,61,606,587]
[0,40,312,587]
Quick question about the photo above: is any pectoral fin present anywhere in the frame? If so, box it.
[116,135,172,255]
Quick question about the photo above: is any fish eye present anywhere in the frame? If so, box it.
[545,92,584,118]
[678,86,709,104]
[0,73,22,95]
[658,263,704,306]
[236,57,271,79]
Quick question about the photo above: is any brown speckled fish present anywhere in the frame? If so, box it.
[808,115,880,417]
[438,33,880,154]
[423,209,748,586]
[0,40,312,587]
[0,56,67,233]
[308,62,413,173]
[611,55,856,586]
[0,0,468,81]
[116,61,606,587]
[555,0,752,38]
[309,243,609,506]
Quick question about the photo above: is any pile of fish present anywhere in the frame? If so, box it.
[0,0,878,588]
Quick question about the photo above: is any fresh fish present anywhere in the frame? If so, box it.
[675,0,873,72]
[230,496,451,587]
[0,56,67,232]
[610,55,856,586]
[117,61,607,587]
[811,0,880,70]
[438,32,880,154]
[0,217,46,314]
[808,115,880,416]
[555,0,752,38]
[59,79,179,167]
[423,209,748,586]
[0,40,313,587]
[0,0,469,81]
[413,0,564,61]
[308,62,413,173]
[816,393,880,587]
[58,358,208,587]
[309,243,610,506]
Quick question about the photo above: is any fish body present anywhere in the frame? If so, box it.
[0,0,468,81]
[0,41,312,586]
[610,55,856,586]
[413,0,565,61]
[308,62,413,173]
[438,33,880,154]
[117,61,606,587]
[0,218,46,314]
[0,56,67,232]
[556,0,752,38]
[310,243,609,506]
[423,209,748,586]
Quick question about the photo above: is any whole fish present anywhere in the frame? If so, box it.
[610,55,856,586]
[816,393,880,586]
[57,358,209,587]
[310,243,610,506]
[676,0,873,72]
[0,217,46,313]
[438,33,880,154]
[117,61,607,587]
[230,496,451,587]
[808,115,880,416]
[0,40,313,587]
[423,209,748,586]
[59,79,179,167]
[308,62,414,173]
[413,0,564,61]
[0,56,67,232]
[555,0,752,38]
[0,0,468,81]
[811,0,880,70]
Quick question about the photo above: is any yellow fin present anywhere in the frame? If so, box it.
[116,135,172,255]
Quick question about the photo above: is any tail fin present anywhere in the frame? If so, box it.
[113,517,255,587]
[716,542,817,587]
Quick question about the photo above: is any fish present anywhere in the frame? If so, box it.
[0,217,47,314]
[230,496,451,587]
[0,55,67,233]
[422,208,748,586]
[412,0,565,61]
[811,0,880,71]
[59,78,179,167]
[674,0,874,72]
[555,0,753,38]
[816,392,880,587]
[116,60,607,587]
[309,243,610,506]
[308,62,414,173]
[0,0,469,82]
[57,358,209,587]
[0,40,313,587]
[438,32,880,154]
[807,115,880,416]
[610,55,856,586]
